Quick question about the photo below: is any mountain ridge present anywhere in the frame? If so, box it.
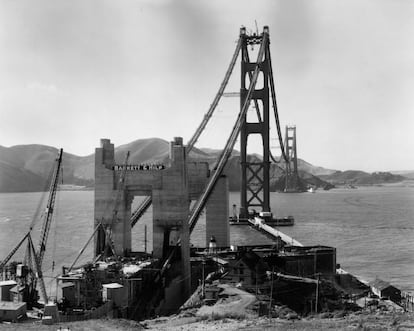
[0,138,408,192]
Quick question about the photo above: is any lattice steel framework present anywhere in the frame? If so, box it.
[239,30,271,218]
[131,26,287,227]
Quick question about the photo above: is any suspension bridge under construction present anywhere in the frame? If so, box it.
[1,26,347,322]
[90,25,321,312]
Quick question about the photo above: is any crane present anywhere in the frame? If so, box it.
[32,148,63,303]
[0,148,63,305]
[37,148,63,265]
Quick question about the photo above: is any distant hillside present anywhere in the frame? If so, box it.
[0,138,407,192]
[0,160,46,192]
[0,138,212,192]
[0,145,94,192]
[320,170,406,185]
[296,159,336,176]
[390,170,414,179]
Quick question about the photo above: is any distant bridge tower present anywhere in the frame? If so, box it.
[239,27,271,218]
[284,125,300,192]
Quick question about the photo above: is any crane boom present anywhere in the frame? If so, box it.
[0,232,30,270]
[37,148,63,265]
[28,234,48,304]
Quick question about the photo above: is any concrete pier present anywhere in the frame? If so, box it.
[94,137,232,299]
[206,175,230,247]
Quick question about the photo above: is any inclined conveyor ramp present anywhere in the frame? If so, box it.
[248,217,303,247]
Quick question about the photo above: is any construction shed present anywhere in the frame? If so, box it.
[224,250,268,287]
[10,284,27,303]
[60,282,76,306]
[369,278,401,303]
[0,280,17,301]
[265,245,337,278]
[0,301,26,322]
[102,283,127,307]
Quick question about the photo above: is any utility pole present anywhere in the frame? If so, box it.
[202,258,205,298]
[255,265,258,295]
[144,224,147,253]
[315,273,320,314]
[268,266,274,318]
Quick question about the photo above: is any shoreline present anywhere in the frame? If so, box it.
[1,179,414,194]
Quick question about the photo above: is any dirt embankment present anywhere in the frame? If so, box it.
[2,284,414,330]
[144,312,414,331]
[2,311,414,330]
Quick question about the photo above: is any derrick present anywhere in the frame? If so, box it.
[0,148,63,306]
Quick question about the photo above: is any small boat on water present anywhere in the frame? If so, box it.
[307,187,315,193]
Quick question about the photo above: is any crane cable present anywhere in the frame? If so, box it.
[1,152,61,272]
[29,163,55,231]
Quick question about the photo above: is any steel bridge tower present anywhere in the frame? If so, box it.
[239,29,271,218]
[284,125,300,192]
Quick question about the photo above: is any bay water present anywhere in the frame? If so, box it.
[0,185,413,296]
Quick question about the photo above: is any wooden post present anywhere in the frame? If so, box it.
[144,225,147,253]
[315,273,320,314]
[255,265,258,295]
[268,266,274,318]
[202,258,205,298]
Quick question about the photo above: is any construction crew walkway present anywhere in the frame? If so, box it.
[248,217,303,247]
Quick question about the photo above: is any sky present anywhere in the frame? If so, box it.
[0,0,413,172]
